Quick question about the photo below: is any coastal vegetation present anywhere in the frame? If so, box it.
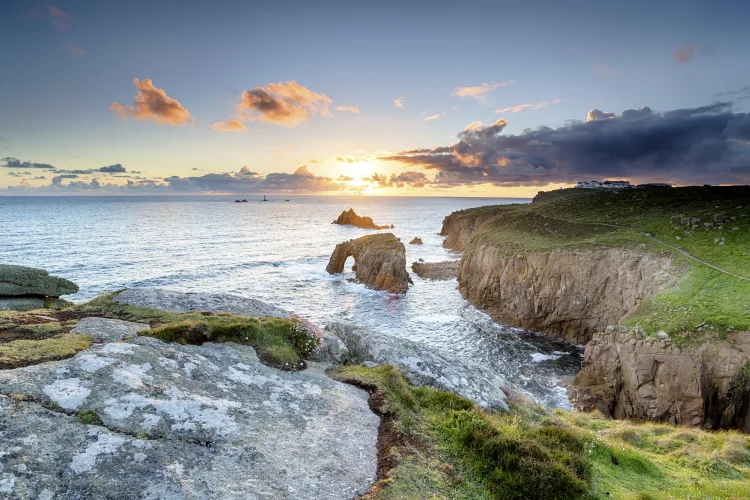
[449,186,750,340]
[334,364,750,500]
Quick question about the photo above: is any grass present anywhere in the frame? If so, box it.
[76,409,104,426]
[0,334,92,369]
[453,186,750,337]
[334,364,750,500]
[141,315,317,370]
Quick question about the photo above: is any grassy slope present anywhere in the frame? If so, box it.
[336,364,750,500]
[455,186,750,339]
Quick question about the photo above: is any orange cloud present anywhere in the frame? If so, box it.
[110,78,193,125]
[394,97,404,108]
[496,101,551,114]
[336,105,360,114]
[424,113,442,121]
[453,81,515,99]
[673,43,695,64]
[209,119,247,132]
[234,80,331,127]
[49,6,72,30]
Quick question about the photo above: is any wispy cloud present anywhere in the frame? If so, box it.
[209,119,247,133]
[110,78,194,125]
[424,113,444,121]
[394,97,405,108]
[594,65,615,77]
[66,45,84,57]
[49,6,73,30]
[453,81,515,99]
[335,105,360,114]
[496,101,552,114]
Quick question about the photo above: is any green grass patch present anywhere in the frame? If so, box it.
[76,409,103,426]
[0,334,92,369]
[454,186,750,336]
[142,315,319,370]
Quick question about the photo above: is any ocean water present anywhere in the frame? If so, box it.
[0,195,582,408]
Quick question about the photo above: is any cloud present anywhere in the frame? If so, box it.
[366,171,429,188]
[673,43,695,64]
[209,119,247,133]
[453,81,515,99]
[97,164,126,173]
[496,101,550,114]
[586,109,617,121]
[594,65,615,77]
[223,81,331,128]
[67,45,84,57]
[110,78,194,125]
[1,157,55,169]
[394,97,404,108]
[424,113,443,121]
[49,6,72,30]
[52,174,79,185]
[379,102,750,187]
[336,105,360,114]
[716,85,750,102]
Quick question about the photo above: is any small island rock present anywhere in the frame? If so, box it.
[326,233,412,293]
[332,208,391,230]
[409,237,423,245]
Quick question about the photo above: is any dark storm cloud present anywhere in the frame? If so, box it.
[380,102,750,187]
[2,157,55,169]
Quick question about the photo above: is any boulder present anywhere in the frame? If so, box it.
[114,288,291,318]
[332,209,391,230]
[408,237,423,245]
[70,317,150,343]
[411,261,459,280]
[325,322,512,410]
[0,297,46,311]
[0,265,79,298]
[326,234,412,293]
[0,336,379,498]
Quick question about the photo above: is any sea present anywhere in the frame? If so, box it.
[0,195,582,408]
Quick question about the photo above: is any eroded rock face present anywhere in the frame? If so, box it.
[0,336,379,499]
[326,234,412,293]
[411,261,459,281]
[70,317,150,343]
[332,209,391,230]
[325,322,512,410]
[456,247,674,344]
[0,265,79,298]
[569,327,750,431]
[114,288,291,318]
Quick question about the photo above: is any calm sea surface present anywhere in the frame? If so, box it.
[0,196,581,408]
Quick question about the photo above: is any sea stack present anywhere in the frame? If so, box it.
[326,233,412,293]
[332,209,391,230]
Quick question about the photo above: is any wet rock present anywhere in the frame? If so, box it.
[332,209,390,230]
[0,265,79,298]
[411,261,459,280]
[569,328,750,431]
[326,234,412,293]
[409,237,423,245]
[0,336,379,499]
[70,317,150,343]
[114,288,291,318]
[325,322,512,410]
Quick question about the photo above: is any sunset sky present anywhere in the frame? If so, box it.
[1,0,749,196]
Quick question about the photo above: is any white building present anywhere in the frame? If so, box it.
[576,180,602,189]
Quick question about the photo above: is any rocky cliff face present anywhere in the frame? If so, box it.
[456,246,675,344]
[326,233,412,293]
[570,327,750,431]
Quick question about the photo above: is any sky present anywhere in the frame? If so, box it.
[1,0,749,196]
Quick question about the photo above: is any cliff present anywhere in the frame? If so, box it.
[440,186,750,429]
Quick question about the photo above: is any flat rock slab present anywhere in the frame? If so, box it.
[70,317,151,343]
[0,297,46,311]
[411,261,459,280]
[0,337,379,499]
[114,288,291,318]
[325,322,511,410]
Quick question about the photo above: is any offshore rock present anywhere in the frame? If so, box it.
[0,265,79,298]
[332,208,391,230]
[411,261,459,281]
[114,288,291,318]
[325,322,511,410]
[569,328,750,431]
[326,233,412,293]
[0,336,379,499]
[409,237,423,245]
